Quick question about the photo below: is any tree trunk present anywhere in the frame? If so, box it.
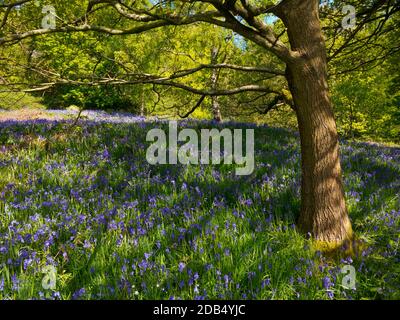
[140,89,145,117]
[278,0,353,249]
[211,47,223,122]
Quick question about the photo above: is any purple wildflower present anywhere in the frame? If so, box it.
[178,262,186,273]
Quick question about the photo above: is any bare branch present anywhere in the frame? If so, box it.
[178,95,206,118]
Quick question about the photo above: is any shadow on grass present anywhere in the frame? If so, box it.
[1,119,399,298]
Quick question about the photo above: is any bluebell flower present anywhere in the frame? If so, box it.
[178,262,186,273]
[11,274,19,291]
[52,291,61,300]
[72,288,86,300]
[261,278,271,288]
[323,276,332,289]
[144,252,152,260]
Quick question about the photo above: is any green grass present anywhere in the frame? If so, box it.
[0,93,45,111]
[0,120,399,300]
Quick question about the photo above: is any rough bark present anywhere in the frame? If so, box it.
[277,0,353,248]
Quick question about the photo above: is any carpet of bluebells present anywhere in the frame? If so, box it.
[0,111,399,300]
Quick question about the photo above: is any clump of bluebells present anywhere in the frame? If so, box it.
[0,113,399,300]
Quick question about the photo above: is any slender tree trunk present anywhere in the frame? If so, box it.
[211,47,222,122]
[278,0,353,248]
[349,103,354,139]
[140,89,145,117]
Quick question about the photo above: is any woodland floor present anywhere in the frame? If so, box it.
[0,109,399,300]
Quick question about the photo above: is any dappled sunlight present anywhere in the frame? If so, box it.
[0,118,398,299]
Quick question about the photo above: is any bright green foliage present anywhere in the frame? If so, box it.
[331,66,399,142]
[0,0,398,140]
